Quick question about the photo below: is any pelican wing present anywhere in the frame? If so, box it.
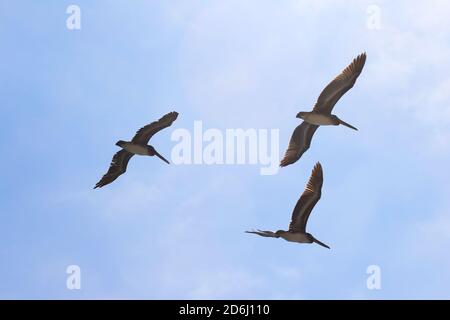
[280,122,319,167]
[313,53,366,115]
[94,150,134,189]
[131,111,179,145]
[288,162,323,233]
[245,230,280,238]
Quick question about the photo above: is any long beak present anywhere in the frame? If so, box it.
[154,150,170,164]
[338,118,358,131]
[313,237,330,249]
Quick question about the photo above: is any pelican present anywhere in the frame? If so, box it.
[94,111,178,189]
[280,53,366,167]
[246,162,330,249]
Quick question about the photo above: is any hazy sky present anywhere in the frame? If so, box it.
[1,0,450,299]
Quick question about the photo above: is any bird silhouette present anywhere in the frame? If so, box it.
[94,111,178,189]
[280,53,366,167]
[246,162,330,249]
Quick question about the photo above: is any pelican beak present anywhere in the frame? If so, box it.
[296,112,302,119]
[313,237,330,249]
[337,118,358,131]
[154,150,170,164]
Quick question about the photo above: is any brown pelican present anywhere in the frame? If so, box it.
[280,53,366,167]
[94,111,178,189]
[246,162,330,249]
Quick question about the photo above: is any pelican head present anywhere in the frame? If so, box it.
[306,233,315,243]
[296,111,307,119]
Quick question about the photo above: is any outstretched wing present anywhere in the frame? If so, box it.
[280,122,319,167]
[245,230,280,238]
[288,162,323,233]
[94,150,134,189]
[131,111,178,145]
[313,53,366,115]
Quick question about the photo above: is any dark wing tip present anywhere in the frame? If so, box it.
[168,111,179,120]
[304,162,323,195]
[311,162,323,179]
[279,147,300,168]
[94,181,104,189]
[354,52,367,71]
[313,161,323,174]
[158,111,179,127]
[165,111,179,128]
[93,174,117,189]
[356,52,367,61]
[279,158,292,167]
[280,158,297,168]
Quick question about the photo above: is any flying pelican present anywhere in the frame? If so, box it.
[280,53,366,167]
[246,162,330,249]
[94,111,178,189]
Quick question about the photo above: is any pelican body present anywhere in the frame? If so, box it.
[275,230,330,248]
[296,112,358,130]
[280,53,366,167]
[246,162,330,249]
[94,111,178,189]
[116,140,167,160]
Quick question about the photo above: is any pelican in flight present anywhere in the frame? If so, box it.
[94,111,178,189]
[280,53,366,167]
[246,162,330,249]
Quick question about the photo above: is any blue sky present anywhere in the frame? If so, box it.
[1,0,450,299]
